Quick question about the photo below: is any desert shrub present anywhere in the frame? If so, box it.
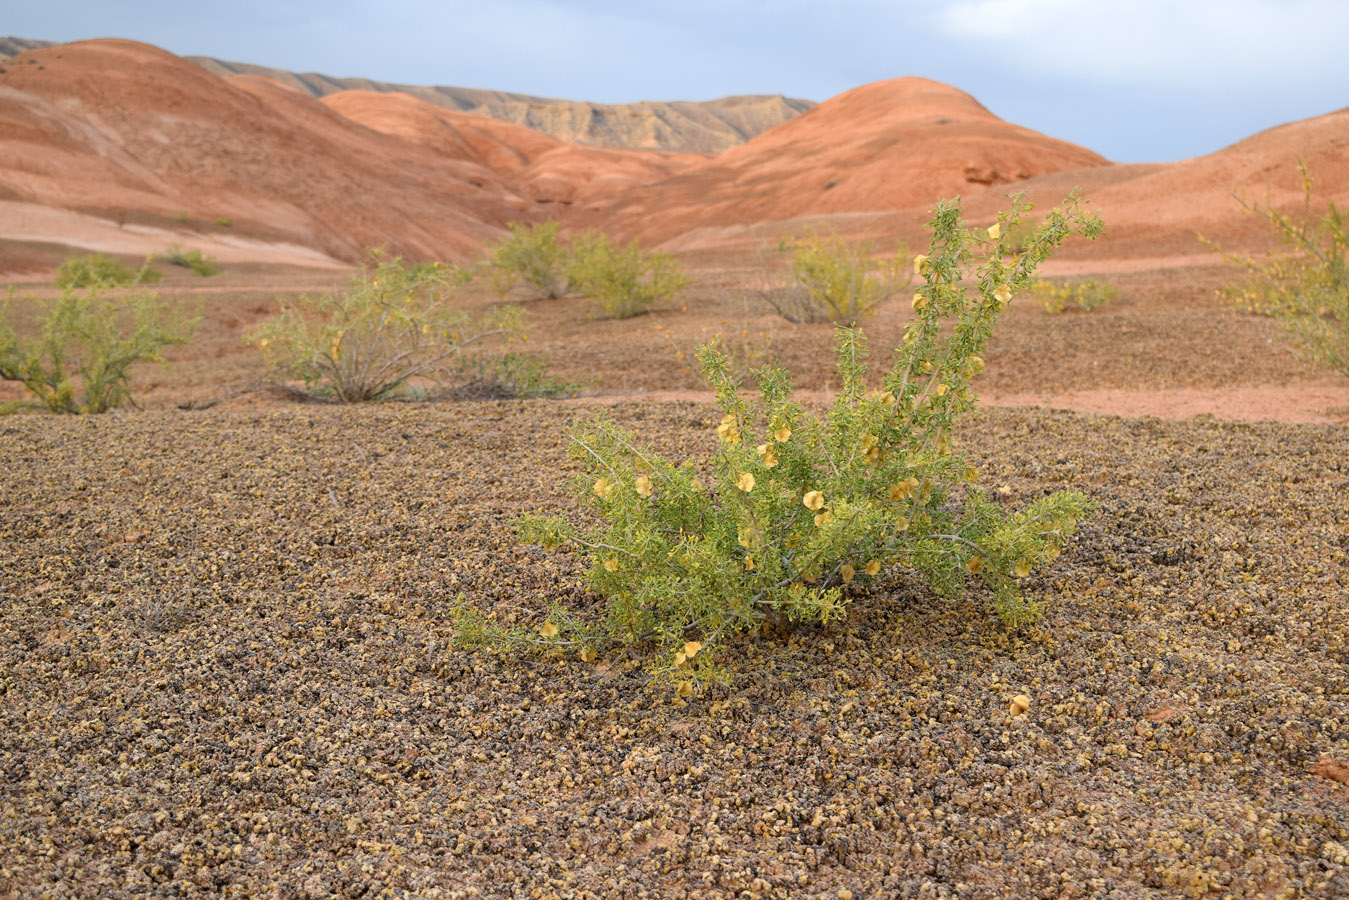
[157,245,220,277]
[214,217,233,228]
[568,231,690,319]
[0,287,193,413]
[1203,162,1349,374]
[758,228,912,324]
[247,250,525,402]
[485,220,572,299]
[1031,279,1118,313]
[54,254,161,289]
[450,350,582,399]
[456,192,1104,689]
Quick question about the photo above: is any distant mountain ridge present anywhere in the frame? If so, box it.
[0,36,812,153]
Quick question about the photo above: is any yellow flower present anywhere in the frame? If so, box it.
[737,472,756,492]
[803,490,825,511]
[993,284,1012,305]
[878,390,895,406]
[684,641,702,658]
[603,557,619,572]
[889,478,920,501]
[580,646,596,663]
[674,651,687,665]
[912,292,928,311]
[676,680,693,698]
[965,356,985,377]
[814,511,832,527]
[966,556,983,575]
[745,556,755,570]
[716,414,741,445]
[913,254,930,276]
[774,426,792,443]
[257,338,270,349]
[539,622,559,638]
[840,564,855,583]
[1014,558,1032,578]
[864,559,881,576]
[935,383,949,397]
[987,222,1002,240]
[756,443,778,468]
[635,475,652,498]
[593,477,612,499]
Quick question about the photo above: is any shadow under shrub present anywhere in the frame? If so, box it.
[455,192,1105,690]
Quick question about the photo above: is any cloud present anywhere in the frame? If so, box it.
[930,0,1347,90]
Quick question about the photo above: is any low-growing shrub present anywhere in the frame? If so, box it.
[485,220,572,299]
[0,287,193,413]
[54,254,161,289]
[214,217,233,228]
[450,350,582,400]
[1203,162,1348,374]
[758,228,912,324]
[455,192,1104,688]
[157,244,220,277]
[1031,279,1118,313]
[247,250,525,402]
[568,231,689,319]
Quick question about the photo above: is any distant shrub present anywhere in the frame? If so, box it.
[54,254,161,289]
[0,287,193,413]
[157,245,221,277]
[214,217,233,228]
[568,232,690,319]
[485,220,572,299]
[759,228,912,324]
[1203,161,1349,374]
[247,250,526,402]
[454,192,1105,689]
[1031,279,1118,313]
[451,350,582,400]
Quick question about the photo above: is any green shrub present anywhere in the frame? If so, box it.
[450,350,582,400]
[1030,279,1118,313]
[568,231,690,319]
[456,193,1104,689]
[760,228,912,324]
[1203,162,1349,374]
[485,220,572,299]
[214,217,233,228]
[54,254,161,289]
[157,244,220,277]
[247,250,525,402]
[0,287,193,413]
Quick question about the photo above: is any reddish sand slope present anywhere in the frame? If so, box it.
[322,90,705,207]
[0,40,536,262]
[579,78,1109,246]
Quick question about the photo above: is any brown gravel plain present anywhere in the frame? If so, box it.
[2,398,1347,899]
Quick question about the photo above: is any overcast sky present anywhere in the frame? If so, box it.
[8,0,1347,163]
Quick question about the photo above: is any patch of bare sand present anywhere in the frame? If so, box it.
[564,383,1349,425]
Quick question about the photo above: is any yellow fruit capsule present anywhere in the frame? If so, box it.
[803,490,825,511]
[745,556,755,571]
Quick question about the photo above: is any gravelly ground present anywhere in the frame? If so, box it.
[1,401,1347,899]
